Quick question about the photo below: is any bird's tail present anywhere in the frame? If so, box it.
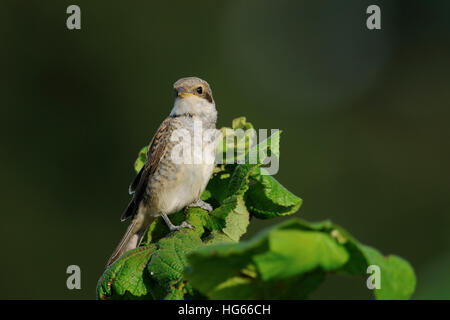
[106,216,153,267]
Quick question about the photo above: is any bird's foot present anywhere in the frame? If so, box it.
[169,221,193,232]
[188,199,213,212]
[161,212,193,232]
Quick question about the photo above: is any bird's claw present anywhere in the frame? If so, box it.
[188,199,213,212]
[169,221,193,232]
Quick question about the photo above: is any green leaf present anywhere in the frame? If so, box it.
[254,229,349,280]
[134,146,148,173]
[275,218,417,300]
[205,168,233,204]
[245,174,302,219]
[200,189,212,201]
[185,218,349,299]
[147,229,203,299]
[232,117,245,129]
[97,209,209,300]
[359,245,416,300]
[214,195,250,242]
[97,245,156,300]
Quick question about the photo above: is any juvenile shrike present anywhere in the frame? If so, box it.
[107,77,217,266]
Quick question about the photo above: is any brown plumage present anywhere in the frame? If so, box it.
[106,77,217,267]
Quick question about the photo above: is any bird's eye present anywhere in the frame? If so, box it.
[196,86,203,94]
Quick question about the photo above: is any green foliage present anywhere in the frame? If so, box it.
[245,173,302,219]
[186,219,415,300]
[134,145,148,173]
[97,117,416,300]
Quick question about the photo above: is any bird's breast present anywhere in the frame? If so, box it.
[145,118,216,215]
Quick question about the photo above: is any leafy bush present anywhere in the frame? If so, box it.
[96,117,416,300]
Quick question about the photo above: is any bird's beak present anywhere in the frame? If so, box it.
[177,88,195,99]
[178,92,195,99]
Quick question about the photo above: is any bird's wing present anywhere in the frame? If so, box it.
[128,165,144,194]
[121,117,173,221]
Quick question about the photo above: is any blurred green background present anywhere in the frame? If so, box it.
[1,0,449,299]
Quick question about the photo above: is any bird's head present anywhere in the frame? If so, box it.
[170,77,216,121]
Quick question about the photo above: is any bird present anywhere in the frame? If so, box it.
[106,77,217,267]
